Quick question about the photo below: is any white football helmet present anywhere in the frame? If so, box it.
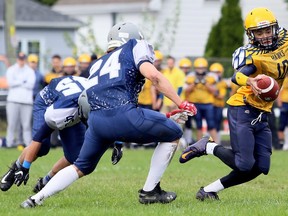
[107,22,144,50]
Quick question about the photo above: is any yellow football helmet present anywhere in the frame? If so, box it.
[244,7,279,49]
[194,57,208,68]
[179,58,192,68]
[209,63,224,74]
[78,54,91,63]
[154,50,163,61]
[63,57,77,67]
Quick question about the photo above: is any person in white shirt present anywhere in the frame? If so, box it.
[6,52,36,148]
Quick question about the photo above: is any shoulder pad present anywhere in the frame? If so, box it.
[232,46,251,70]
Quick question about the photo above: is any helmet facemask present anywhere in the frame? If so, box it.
[247,23,279,50]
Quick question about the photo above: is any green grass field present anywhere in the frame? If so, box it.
[0,147,287,216]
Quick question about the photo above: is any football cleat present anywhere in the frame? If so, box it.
[20,197,42,208]
[33,177,45,193]
[138,182,177,204]
[179,135,213,163]
[196,187,219,201]
[111,144,123,165]
[0,161,18,191]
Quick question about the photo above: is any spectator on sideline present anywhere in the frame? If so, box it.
[27,54,45,99]
[78,54,91,78]
[44,54,63,85]
[6,52,36,148]
[62,57,79,76]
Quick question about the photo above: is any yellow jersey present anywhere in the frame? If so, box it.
[279,76,288,103]
[185,72,216,104]
[227,28,288,112]
[138,79,154,105]
[162,67,185,106]
[214,79,228,108]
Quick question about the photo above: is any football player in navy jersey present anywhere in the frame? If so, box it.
[21,22,197,208]
[0,76,87,192]
[179,7,287,201]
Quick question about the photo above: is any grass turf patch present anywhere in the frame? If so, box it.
[0,147,287,215]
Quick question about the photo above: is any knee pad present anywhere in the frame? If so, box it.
[236,160,254,172]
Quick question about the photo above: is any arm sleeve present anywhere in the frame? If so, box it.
[132,40,154,69]
[231,64,257,86]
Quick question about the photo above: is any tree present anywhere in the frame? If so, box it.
[204,0,243,76]
[33,0,58,6]
[205,0,243,58]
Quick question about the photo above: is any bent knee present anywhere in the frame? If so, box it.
[236,160,254,172]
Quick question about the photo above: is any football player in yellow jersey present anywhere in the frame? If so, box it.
[44,54,63,85]
[180,7,287,200]
[160,56,185,112]
[185,57,218,141]
[277,76,288,150]
[138,79,157,110]
[153,50,164,110]
[154,50,164,72]
[210,63,228,144]
[179,58,194,144]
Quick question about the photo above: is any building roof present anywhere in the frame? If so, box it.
[0,0,82,28]
[56,0,149,5]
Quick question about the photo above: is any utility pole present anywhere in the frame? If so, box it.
[4,0,16,63]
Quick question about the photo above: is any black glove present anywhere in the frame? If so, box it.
[111,143,123,165]
[14,166,30,186]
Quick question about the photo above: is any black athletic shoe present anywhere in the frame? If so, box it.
[20,197,42,208]
[179,135,213,163]
[196,187,219,201]
[33,177,45,193]
[111,144,123,165]
[138,182,177,204]
[0,161,18,191]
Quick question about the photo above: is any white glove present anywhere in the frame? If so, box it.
[166,109,190,124]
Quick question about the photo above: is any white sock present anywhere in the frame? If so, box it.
[184,128,193,144]
[284,127,288,145]
[143,142,177,191]
[31,165,79,203]
[206,142,218,155]
[204,179,224,193]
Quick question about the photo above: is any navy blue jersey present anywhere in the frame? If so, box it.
[33,75,87,161]
[37,76,88,129]
[40,76,87,108]
[86,39,154,110]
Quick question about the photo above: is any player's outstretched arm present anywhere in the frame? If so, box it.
[140,62,197,116]
[139,62,182,107]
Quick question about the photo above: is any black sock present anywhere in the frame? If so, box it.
[220,165,262,188]
[213,145,237,170]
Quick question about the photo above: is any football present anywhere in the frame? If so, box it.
[256,76,279,102]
